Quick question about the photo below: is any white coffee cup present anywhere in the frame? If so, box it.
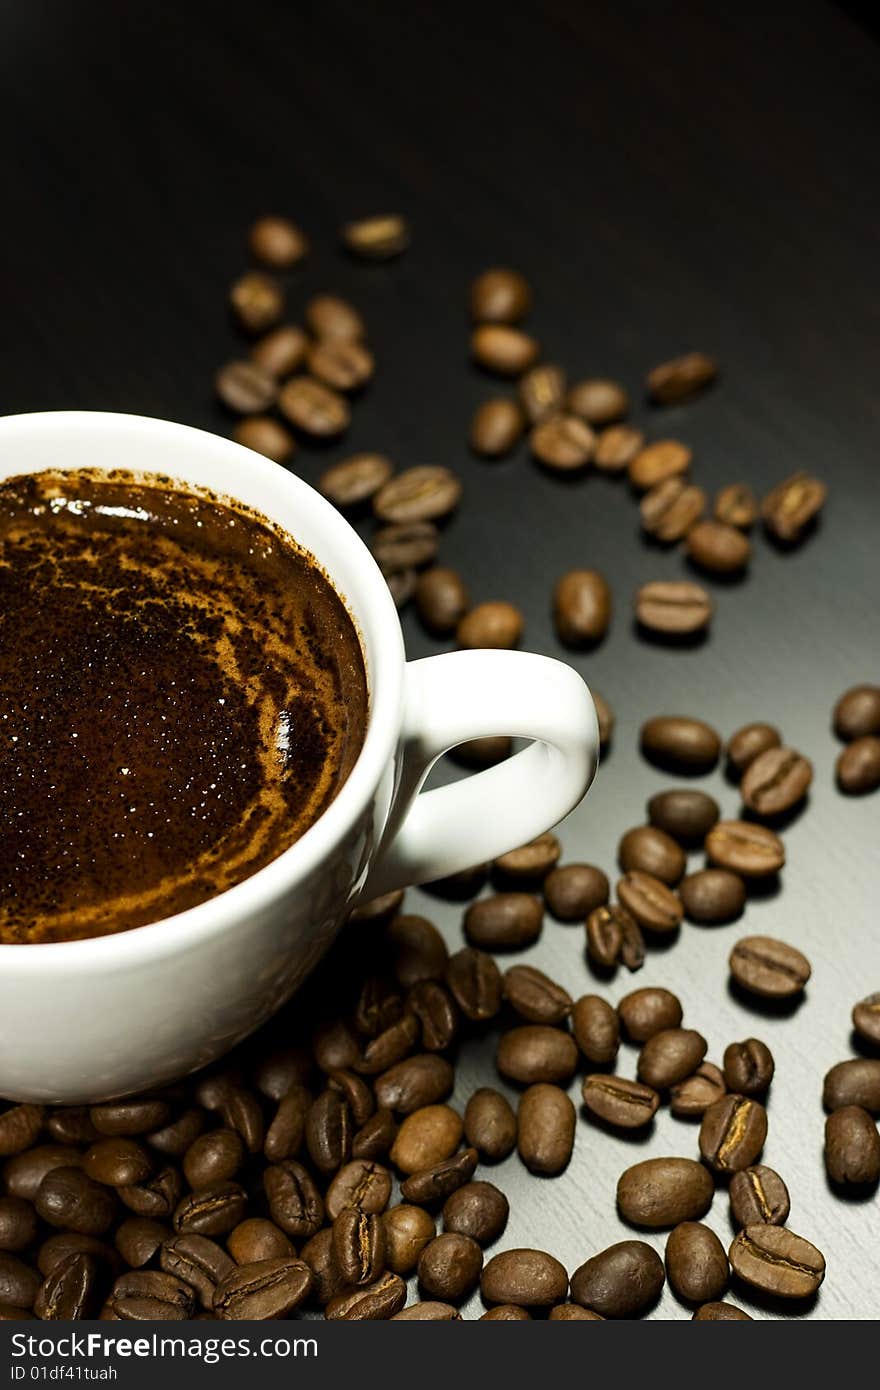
[0,411,599,1102]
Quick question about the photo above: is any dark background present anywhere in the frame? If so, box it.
[2,0,879,1319]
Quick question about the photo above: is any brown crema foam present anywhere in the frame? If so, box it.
[0,469,368,943]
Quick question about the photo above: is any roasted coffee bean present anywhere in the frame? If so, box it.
[229,271,284,334]
[729,936,811,999]
[544,863,609,921]
[383,1205,436,1275]
[712,482,758,532]
[385,562,414,608]
[372,521,440,575]
[388,913,449,988]
[418,1233,482,1301]
[494,832,561,883]
[618,987,683,1043]
[91,1100,173,1137]
[264,1086,311,1162]
[36,1168,116,1236]
[0,1198,37,1253]
[503,965,571,1024]
[326,1270,407,1320]
[729,1225,825,1299]
[619,913,647,970]
[729,1165,790,1227]
[250,323,310,378]
[693,1302,752,1320]
[458,601,524,650]
[686,519,751,574]
[305,1091,352,1173]
[392,1300,461,1320]
[333,1210,386,1285]
[442,1182,509,1246]
[38,1234,119,1279]
[726,723,782,778]
[46,1108,100,1146]
[635,580,712,637]
[465,893,542,949]
[741,746,812,817]
[299,1228,346,1307]
[160,1234,234,1308]
[353,976,403,1039]
[837,736,880,794]
[173,1183,247,1237]
[406,981,457,1052]
[147,1110,209,1159]
[214,1257,312,1320]
[305,294,365,342]
[762,471,826,543]
[481,1249,568,1308]
[182,1130,244,1190]
[323,1160,391,1223]
[585,904,625,968]
[647,352,717,403]
[226,1223,290,1271]
[319,453,393,511]
[640,477,706,542]
[117,1165,182,1219]
[373,466,462,525]
[480,1304,532,1320]
[594,689,615,748]
[0,1253,40,1309]
[705,820,785,877]
[833,685,880,741]
[264,1162,323,1239]
[617,1157,713,1228]
[570,1241,664,1318]
[567,377,628,425]
[399,1148,478,1205]
[618,826,685,886]
[853,994,880,1048]
[700,1095,767,1173]
[278,375,350,437]
[648,788,720,844]
[472,323,539,375]
[415,567,470,636]
[113,1218,168,1269]
[307,338,374,392]
[470,268,531,323]
[374,1055,454,1114]
[352,1109,398,1161]
[232,415,295,463]
[446,949,504,1022]
[553,569,611,646]
[679,869,746,924]
[629,439,691,491]
[582,1075,659,1131]
[530,413,595,471]
[83,1139,152,1188]
[34,1253,98,1320]
[723,1040,774,1096]
[548,1304,603,1320]
[463,1089,517,1163]
[0,1106,44,1157]
[823,1059,880,1115]
[496,1026,578,1086]
[216,359,278,413]
[342,213,409,259]
[670,1063,726,1118]
[248,216,308,268]
[617,871,683,933]
[572,995,620,1065]
[450,736,512,768]
[109,1269,195,1320]
[825,1107,880,1186]
[470,398,526,457]
[390,1106,463,1176]
[217,1088,265,1155]
[640,716,721,771]
[519,363,567,422]
[594,423,644,472]
[638,1029,707,1090]
[665,1223,728,1305]
[517,1084,575,1175]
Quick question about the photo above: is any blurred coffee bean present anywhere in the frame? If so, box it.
[415,567,470,635]
[519,364,566,422]
[372,521,439,575]
[278,376,350,437]
[837,736,880,794]
[465,894,542,950]
[305,294,365,341]
[714,483,757,529]
[635,581,712,637]
[594,423,644,472]
[762,471,826,542]
[229,271,284,334]
[248,216,308,268]
[373,466,462,524]
[250,323,310,377]
[725,722,782,776]
[458,600,523,649]
[469,269,531,324]
[640,477,706,542]
[647,352,717,403]
[446,949,503,1022]
[215,360,277,413]
[553,569,611,645]
[319,452,393,509]
[686,519,751,574]
[530,413,595,471]
[567,377,628,425]
[705,820,784,877]
[472,324,539,375]
[232,416,295,463]
[307,338,374,392]
[833,685,880,741]
[342,214,409,259]
[629,439,691,490]
[470,398,526,457]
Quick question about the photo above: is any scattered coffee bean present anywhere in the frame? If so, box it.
[570,1241,664,1318]
[472,324,539,375]
[250,323,310,378]
[463,1089,517,1163]
[388,568,419,611]
[229,271,284,334]
[46,1110,100,1147]
[355,1014,418,1075]
[517,1085,575,1175]
[442,1182,509,1245]
[700,1095,767,1173]
[729,1165,790,1228]
[635,580,712,637]
[618,826,685,886]
[723,1039,774,1096]
[833,685,880,741]
[594,423,644,472]
[582,1075,659,1131]
[617,1157,713,1228]
[373,465,462,525]
[572,994,619,1066]
[372,521,439,575]
[480,1249,568,1308]
[617,871,683,933]
[725,724,781,779]
[464,893,542,950]
[665,1222,729,1305]
[567,377,628,425]
[503,965,572,1024]
[319,453,392,510]
[215,360,278,413]
[305,294,365,342]
[383,1205,436,1275]
[496,1026,578,1086]
[640,716,721,771]
[585,904,624,968]
[824,1107,880,1187]
[629,439,692,491]
[248,216,308,268]
[494,833,561,883]
[648,789,720,844]
[458,600,524,650]
[307,338,374,392]
[519,363,567,422]
[705,820,785,877]
[406,981,457,1052]
[729,936,811,999]
[553,569,611,645]
[415,567,470,635]
[741,746,813,817]
[618,987,682,1043]
[278,376,350,437]
[325,1271,407,1320]
[342,214,409,259]
[822,1059,880,1115]
[399,1148,478,1204]
[714,483,758,530]
[762,471,827,543]
[680,869,746,924]
[670,1063,726,1118]
[544,864,609,921]
[640,477,706,542]
[446,948,503,1022]
[470,269,531,324]
[470,398,526,457]
[837,736,880,794]
[729,1225,825,1299]
[686,519,751,574]
[530,413,595,471]
[852,994,880,1048]
[638,1029,707,1090]
[232,415,295,463]
[390,1106,463,1176]
[647,352,717,404]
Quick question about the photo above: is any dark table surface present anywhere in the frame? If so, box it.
[3,0,879,1320]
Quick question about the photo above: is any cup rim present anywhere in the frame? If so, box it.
[0,410,405,968]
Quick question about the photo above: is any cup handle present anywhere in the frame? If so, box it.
[360,649,599,900]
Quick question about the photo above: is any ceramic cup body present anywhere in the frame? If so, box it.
[0,412,599,1102]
